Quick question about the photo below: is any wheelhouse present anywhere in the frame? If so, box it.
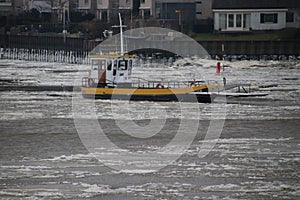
[84,54,136,88]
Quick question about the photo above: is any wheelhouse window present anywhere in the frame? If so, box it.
[118,60,127,71]
[128,60,132,75]
[107,60,112,71]
[98,60,105,70]
[92,60,98,70]
[260,13,278,24]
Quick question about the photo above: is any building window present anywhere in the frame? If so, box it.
[84,0,89,6]
[243,14,251,29]
[112,2,119,9]
[126,0,130,3]
[236,14,242,27]
[219,14,227,30]
[98,0,102,5]
[260,13,278,24]
[222,13,250,30]
[155,7,161,18]
[140,0,145,4]
[196,1,202,4]
[101,10,107,21]
[286,12,294,22]
[144,10,150,18]
[228,14,234,28]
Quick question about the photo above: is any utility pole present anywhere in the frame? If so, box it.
[63,4,66,43]
[62,0,68,43]
[175,9,182,32]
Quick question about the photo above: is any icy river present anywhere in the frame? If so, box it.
[0,58,299,199]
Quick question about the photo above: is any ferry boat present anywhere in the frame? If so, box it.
[81,52,219,103]
[81,14,265,103]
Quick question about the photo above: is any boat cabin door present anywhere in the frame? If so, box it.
[98,59,106,85]
[90,59,106,86]
[105,59,115,86]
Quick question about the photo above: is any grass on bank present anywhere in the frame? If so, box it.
[192,28,300,41]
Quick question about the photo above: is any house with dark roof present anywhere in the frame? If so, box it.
[212,0,300,32]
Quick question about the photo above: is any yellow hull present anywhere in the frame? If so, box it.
[81,85,218,96]
[81,85,219,103]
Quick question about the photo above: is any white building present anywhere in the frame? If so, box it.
[78,0,100,15]
[96,0,136,22]
[118,0,132,10]
[212,0,300,32]
[96,0,109,21]
[139,0,154,18]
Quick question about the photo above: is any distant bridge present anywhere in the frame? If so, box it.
[90,27,210,58]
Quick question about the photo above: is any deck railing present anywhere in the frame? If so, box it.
[82,77,210,89]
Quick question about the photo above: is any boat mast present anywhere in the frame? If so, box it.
[112,13,126,55]
[119,13,124,56]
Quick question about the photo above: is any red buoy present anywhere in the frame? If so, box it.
[216,62,221,75]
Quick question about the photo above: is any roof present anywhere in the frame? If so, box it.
[89,54,137,59]
[212,0,300,10]
[28,0,52,13]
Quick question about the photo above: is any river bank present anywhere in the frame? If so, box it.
[1,33,300,63]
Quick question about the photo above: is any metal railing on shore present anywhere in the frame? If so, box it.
[1,33,299,64]
[1,48,90,64]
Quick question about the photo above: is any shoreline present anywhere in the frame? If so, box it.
[1,33,300,62]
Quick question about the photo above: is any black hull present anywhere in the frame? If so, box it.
[82,93,214,103]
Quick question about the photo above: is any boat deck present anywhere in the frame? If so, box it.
[82,77,210,89]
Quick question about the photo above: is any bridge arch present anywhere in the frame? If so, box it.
[90,27,210,59]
